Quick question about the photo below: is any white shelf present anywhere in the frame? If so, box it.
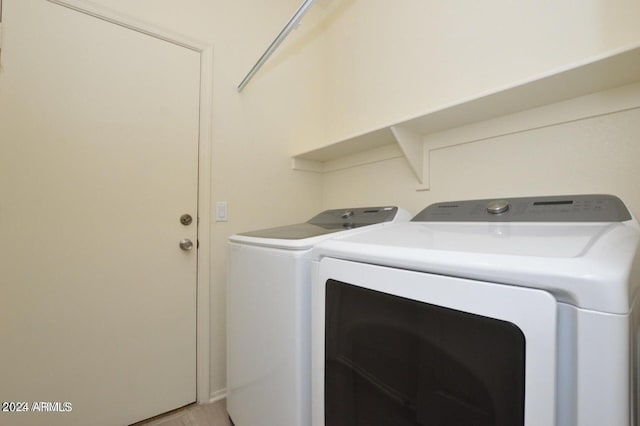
[292,43,640,185]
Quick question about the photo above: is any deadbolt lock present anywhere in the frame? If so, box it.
[180,214,193,226]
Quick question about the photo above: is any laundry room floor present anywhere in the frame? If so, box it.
[133,399,231,426]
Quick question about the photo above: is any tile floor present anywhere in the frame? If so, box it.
[133,399,231,426]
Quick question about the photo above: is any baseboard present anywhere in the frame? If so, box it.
[209,388,227,404]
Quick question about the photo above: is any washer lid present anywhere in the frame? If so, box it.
[237,206,401,240]
[236,222,344,240]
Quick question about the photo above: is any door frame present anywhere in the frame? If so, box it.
[46,0,213,404]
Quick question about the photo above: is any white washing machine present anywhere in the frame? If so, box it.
[226,206,410,426]
[311,194,640,426]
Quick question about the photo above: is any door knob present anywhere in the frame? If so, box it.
[179,239,194,251]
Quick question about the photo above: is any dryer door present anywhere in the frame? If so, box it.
[311,258,557,426]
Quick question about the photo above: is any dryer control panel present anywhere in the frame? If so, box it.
[413,194,632,222]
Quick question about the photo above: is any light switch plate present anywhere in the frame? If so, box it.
[215,201,228,222]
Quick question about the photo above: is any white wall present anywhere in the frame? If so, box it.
[321,105,640,218]
[311,0,640,150]
[314,0,640,217]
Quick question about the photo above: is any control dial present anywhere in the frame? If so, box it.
[341,210,354,220]
[486,200,510,215]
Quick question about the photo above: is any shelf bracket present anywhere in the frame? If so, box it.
[391,125,429,190]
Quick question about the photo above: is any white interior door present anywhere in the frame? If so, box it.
[0,1,200,425]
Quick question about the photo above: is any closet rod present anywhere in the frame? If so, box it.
[237,0,316,92]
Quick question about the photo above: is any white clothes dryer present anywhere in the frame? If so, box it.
[311,194,640,426]
[226,206,410,426]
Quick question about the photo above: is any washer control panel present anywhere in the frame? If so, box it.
[310,206,398,228]
[413,194,632,222]
[239,207,401,239]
